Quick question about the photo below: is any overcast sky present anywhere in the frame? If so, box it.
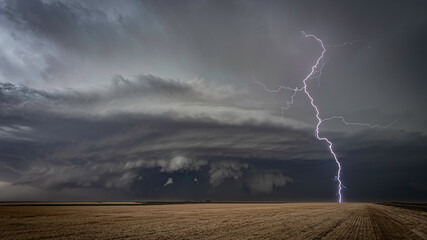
[0,0,426,202]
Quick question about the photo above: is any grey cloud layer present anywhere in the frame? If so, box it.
[0,78,315,195]
[0,0,424,131]
[1,77,425,201]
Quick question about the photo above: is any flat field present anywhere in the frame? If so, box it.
[0,202,426,239]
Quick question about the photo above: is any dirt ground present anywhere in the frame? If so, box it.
[0,202,426,239]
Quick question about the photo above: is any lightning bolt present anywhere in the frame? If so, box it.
[324,39,370,48]
[299,32,346,203]
[253,32,397,203]
[322,115,400,129]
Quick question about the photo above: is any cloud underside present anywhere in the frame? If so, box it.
[0,76,312,194]
[1,76,426,199]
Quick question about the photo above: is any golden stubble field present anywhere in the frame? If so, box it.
[0,202,426,239]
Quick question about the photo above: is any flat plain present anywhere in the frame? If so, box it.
[0,202,426,239]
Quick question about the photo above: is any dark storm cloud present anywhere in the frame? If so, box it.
[0,0,426,201]
[0,78,426,201]
[0,78,316,197]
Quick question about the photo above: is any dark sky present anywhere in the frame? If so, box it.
[0,0,426,202]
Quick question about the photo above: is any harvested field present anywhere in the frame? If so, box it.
[0,203,426,239]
